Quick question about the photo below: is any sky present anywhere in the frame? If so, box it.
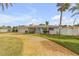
[0,3,79,26]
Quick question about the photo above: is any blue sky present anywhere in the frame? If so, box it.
[0,3,78,26]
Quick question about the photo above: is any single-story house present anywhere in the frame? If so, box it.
[35,25,58,34]
[17,25,58,34]
[0,26,12,32]
[16,25,79,36]
[49,26,79,36]
[17,26,29,33]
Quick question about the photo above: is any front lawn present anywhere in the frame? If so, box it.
[0,35,23,56]
[34,34,79,55]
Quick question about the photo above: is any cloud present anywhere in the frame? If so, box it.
[0,13,43,26]
[51,15,77,25]
[52,15,60,20]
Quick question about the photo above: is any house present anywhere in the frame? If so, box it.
[17,26,29,33]
[49,26,79,36]
[15,24,79,36]
[0,26,12,32]
[16,25,58,34]
[60,26,79,36]
[35,25,58,34]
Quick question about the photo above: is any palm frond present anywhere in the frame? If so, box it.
[57,3,70,12]
[57,3,64,6]
[5,3,8,9]
[71,12,79,17]
[69,7,77,13]
[0,3,13,11]
[10,3,13,7]
[1,4,4,11]
[69,3,79,17]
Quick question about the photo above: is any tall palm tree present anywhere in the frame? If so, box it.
[0,3,13,11]
[57,3,70,35]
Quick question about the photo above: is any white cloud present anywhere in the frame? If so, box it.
[0,14,15,23]
[30,17,43,25]
[51,15,78,25]
[52,15,60,20]
[0,13,43,26]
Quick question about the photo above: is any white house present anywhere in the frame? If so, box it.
[0,29,9,32]
[48,26,79,36]
[17,26,29,33]
[0,26,11,32]
[16,25,79,36]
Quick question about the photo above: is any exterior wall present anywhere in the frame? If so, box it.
[35,27,43,34]
[18,28,29,33]
[14,25,79,36]
[0,29,9,32]
[60,28,79,35]
[49,28,59,34]
[18,29,25,33]
[49,27,79,36]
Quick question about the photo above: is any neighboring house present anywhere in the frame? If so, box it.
[35,25,45,34]
[35,25,58,34]
[60,26,79,36]
[0,26,12,32]
[0,29,9,32]
[17,26,29,33]
[17,25,59,34]
[12,25,79,36]
[49,26,79,36]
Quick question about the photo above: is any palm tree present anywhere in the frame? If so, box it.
[0,3,13,11]
[46,21,49,25]
[45,21,49,34]
[69,4,79,33]
[69,4,79,17]
[57,3,70,35]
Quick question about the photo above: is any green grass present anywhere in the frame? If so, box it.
[0,36,23,56]
[34,34,79,55]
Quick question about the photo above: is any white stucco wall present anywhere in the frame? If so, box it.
[0,29,9,32]
[49,28,79,36]
[35,28,43,34]
[18,28,29,33]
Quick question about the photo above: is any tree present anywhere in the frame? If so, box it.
[0,3,13,11]
[57,3,70,35]
[69,4,79,31]
[45,21,49,34]
[69,4,79,17]
[45,21,49,25]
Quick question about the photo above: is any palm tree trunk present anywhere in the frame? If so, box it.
[59,11,63,36]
